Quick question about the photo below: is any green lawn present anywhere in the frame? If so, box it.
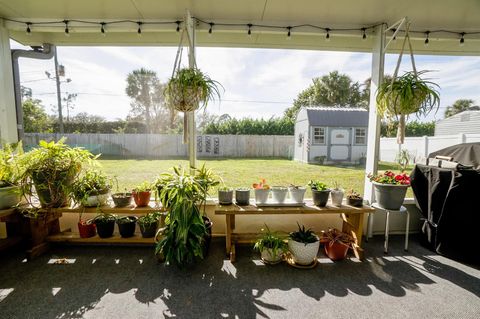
[98,158,410,197]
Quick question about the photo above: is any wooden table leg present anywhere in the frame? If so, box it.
[225,215,232,258]
[341,213,365,260]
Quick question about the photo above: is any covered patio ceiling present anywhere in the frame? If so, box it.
[1,0,479,55]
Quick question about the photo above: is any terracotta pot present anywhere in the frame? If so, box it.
[133,191,151,207]
[78,220,96,238]
[324,241,350,261]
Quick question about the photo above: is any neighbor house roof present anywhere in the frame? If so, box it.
[304,106,368,127]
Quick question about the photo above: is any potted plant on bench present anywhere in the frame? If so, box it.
[132,181,152,207]
[218,186,233,205]
[330,181,344,207]
[116,216,138,238]
[138,212,161,238]
[254,224,287,264]
[321,228,356,261]
[0,142,25,210]
[288,223,320,266]
[253,179,270,205]
[71,170,113,208]
[346,189,364,207]
[93,211,117,238]
[288,184,306,204]
[308,180,330,207]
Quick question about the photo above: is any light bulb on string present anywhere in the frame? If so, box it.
[460,32,465,46]
[392,28,397,41]
[325,28,330,41]
[424,31,430,46]
[137,22,142,36]
[362,28,366,40]
[208,23,214,36]
[176,21,181,32]
[64,20,70,36]
[100,22,106,36]
[26,22,32,35]
[247,24,252,38]
[287,26,291,40]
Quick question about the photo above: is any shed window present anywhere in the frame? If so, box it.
[355,128,366,145]
[312,127,326,144]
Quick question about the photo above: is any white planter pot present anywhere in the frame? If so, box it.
[331,189,344,206]
[288,239,320,265]
[0,185,22,210]
[261,248,283,263]
[254,189,270,204]
[271,187,288,203]
[289,187,306,203]
[84,192,110,207]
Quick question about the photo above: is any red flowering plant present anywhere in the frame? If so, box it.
[367,171,410,186]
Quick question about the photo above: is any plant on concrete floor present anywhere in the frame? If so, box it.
[289,223,319,244]
[254,224,287,262]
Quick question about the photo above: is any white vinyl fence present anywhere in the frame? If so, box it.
[380,133,480,162]
[23,133,295,158]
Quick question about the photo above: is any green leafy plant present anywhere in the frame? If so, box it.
[164,68,222,112]
[218,186,232,191]
[93,212,116,224]
[308,180,328,191]
[19,138,97,208]
[71,170,113,205]
[331,181,342,191]
[321,228,355,246]
[134,181,152,192]
[254,224,287,259]
[368,171,410,186]
[289,223,319,244]
[138,212,162,227]
[116,216,136,224]
[0,142,24,187]
[395,149,411,172]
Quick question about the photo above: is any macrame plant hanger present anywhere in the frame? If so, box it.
[170,22,198,144]
[387,19,418,144]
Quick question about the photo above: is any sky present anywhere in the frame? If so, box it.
[11,40,480,122]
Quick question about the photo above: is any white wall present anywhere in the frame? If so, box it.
[380,133,480,162]
[293,109,309,162]
[436,111,480,135]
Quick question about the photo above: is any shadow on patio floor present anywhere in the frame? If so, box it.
[0,235,479,319]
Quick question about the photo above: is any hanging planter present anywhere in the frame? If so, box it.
[376,22,440,144]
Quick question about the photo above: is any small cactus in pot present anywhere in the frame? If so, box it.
[330,181,344,207]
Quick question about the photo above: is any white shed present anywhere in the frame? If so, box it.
[294,106,368,164]
[435,111,480,135]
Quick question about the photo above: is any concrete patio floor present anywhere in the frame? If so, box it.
[0,235,479,319]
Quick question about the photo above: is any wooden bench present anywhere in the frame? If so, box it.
[215,201,375,262]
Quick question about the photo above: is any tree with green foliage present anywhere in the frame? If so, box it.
[284,71,368,120]
[381,120,435,137]
[202,116,294,135]
[22,98,52,133]
[444,99,479,118]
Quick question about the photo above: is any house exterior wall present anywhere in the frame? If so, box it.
[435,111,480,135]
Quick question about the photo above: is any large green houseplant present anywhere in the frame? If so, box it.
[0,142,25,209]
[155,165,219,268]
[20,139,96,209]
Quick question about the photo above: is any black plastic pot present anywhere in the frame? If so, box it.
[202,216,213,257]
[117,216,138,238]
[346,197,364,207]
[139,220,158,238]
[235,189,250,205]
[312,189,330,207]
[112,193,133,207]
[95,219,116,238]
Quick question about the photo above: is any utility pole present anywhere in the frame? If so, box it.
[54,48,64,134]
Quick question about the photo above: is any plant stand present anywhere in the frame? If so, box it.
[0,208,23,252]
[369,204,409,254]
[21,210,63,259]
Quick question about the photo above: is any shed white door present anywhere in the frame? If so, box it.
[330,128,350,161]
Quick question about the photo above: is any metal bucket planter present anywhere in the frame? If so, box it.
[84,190,110,207]
[312,189,330,207]
[289,187,306,203]
[271,187,288,203]
[235,188,250,205]
[254,189,270,205]
[330,189,344,206]
[373,182,408,210]
[111,193,133,208]
[218,189,234,205]
[0,185,22,210]
[288,239,320,265]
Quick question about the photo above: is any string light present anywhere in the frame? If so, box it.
[460,32,465,46]
[26,22,31,35]
[100,22,106,36]
[424,31,430,46]
[362,28,366,40]
[325,28,330,41]
[286,26,292,39]
[247,23,252,37]
[176,20,181,32]
[137,21,142,35]
[208,22,214,35]
[392,28,397,41]
[64,20,69,36]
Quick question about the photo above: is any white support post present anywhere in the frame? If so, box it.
[185,11,197,170]
[0,19,18,143]
[364,24,386,238]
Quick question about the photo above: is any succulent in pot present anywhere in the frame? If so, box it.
[132,181,152,207]
[368,171,410,210]
[71,170,113,208]
[235,188,250,206]
[288,223,320,265]
[271,186,288,203]
[111,191,133,208]
[138,212,161,238]
[346,189,364,207]
[93,213,117,238]
[19,138,96,208]
[116,215,138,238]
[330,182,344,207]
[321,228,356,261]
[288,184,306,204]
[218,186,233,205]
[254,224,287,264]
[0,142,25,210]
[253,179,270,205]
[308,180,330,207]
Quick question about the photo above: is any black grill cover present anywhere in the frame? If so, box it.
[411,143,480,264]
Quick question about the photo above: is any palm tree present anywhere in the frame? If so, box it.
[444,99,479,118]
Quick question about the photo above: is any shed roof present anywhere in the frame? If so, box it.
[303,106,368,127]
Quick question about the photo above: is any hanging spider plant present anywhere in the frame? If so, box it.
[376,70,440,143]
